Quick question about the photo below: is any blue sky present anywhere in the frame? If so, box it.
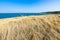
[0,0,60,13]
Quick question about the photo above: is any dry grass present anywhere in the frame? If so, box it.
[0,14,60,40]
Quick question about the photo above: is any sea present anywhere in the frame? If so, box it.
[0,13,47,19]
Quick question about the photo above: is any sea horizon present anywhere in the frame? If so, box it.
[0,11,60,18]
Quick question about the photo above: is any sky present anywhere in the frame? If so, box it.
[0,0,60,13]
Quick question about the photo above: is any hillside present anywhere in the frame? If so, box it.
[0,14,60,40]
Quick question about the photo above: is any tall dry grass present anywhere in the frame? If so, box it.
[0,14,60,40]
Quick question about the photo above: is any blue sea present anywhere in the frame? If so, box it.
[0,13,47,19]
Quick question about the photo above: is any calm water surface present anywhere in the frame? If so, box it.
[0,13,47,18]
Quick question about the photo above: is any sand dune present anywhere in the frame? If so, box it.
[0,14,60,40]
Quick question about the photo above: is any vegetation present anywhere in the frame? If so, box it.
[0,14,60,40]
